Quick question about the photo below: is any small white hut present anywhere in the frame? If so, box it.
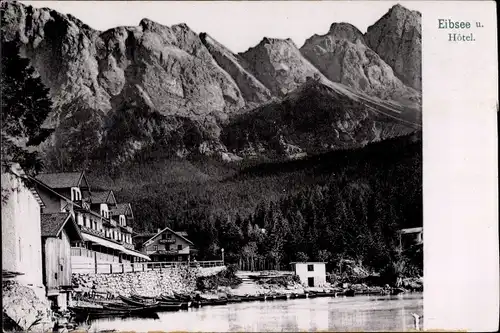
[290,262,326,287]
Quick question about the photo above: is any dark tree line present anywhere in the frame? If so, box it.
[116,134,422,276]
[1,40,52,174]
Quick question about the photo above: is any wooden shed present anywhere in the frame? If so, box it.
[40,213,83,311]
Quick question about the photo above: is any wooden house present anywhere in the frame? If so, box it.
[137,227,198,262]
[40,213,83,311]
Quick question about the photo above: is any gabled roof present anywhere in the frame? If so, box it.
[36,171,89,189]
[40,213,83,241]
[31,177,103,221]
[90,190,117,205]
[111,203,134,218]
[4,163,45,208]
[143,226,194,247]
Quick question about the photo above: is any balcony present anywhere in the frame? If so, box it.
[119,225,134,234]
[158,239,175,244]
[123,243,135,250]
[80,225,105,238]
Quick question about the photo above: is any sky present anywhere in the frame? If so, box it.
[21,1,421,53]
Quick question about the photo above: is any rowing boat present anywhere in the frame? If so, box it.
[119,295,159,307]
[273,294,288,300]
[199,299,228,306]
[160,295,178,302]
[130,293,156,300]
[173,292,192,301]
[69,305,158,319]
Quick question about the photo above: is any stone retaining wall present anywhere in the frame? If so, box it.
[72,265,225,298]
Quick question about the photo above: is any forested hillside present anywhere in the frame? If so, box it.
[84,133,421,274]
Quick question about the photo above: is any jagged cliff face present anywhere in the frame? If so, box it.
[1,1,422,167]
[300,23,420,107]
[1,2,246,120]
[222,80,419,159]
[364,4,422,91]
[239,38,326,96]
[199,33,272,107]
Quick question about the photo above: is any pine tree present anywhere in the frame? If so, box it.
[1,40,53,174]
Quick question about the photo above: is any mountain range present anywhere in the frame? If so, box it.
[1,1,421,167]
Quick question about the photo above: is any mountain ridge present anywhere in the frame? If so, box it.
[1,1,422,169]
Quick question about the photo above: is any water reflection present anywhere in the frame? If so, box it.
[89,293,422,332]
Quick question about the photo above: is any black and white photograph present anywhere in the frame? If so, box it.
[1,0,497,332]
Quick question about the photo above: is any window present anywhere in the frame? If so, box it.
[153,245,158,251]
[167,233,172,239]
[307,264,314,272]
[177,245,182,250]
[162,234,166,240]
[100,204,108,218]
[76,213,83,226]
[71,187,81,201]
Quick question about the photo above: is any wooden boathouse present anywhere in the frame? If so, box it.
[40,213,83,311]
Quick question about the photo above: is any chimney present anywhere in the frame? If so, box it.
[157,228,161,233]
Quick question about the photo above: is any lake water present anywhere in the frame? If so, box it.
[88,293,423,332]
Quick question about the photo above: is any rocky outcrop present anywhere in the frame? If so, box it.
[364,4,422,91]
[300,23,420,106]
[239,37,326,96]
[2,280,54,332]
[222,80,419,158]
[1,1,246,121]
[200,32,272,106]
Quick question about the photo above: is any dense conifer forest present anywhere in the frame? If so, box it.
[84,133,422,276]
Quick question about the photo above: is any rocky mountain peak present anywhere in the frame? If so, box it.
[256,37,297,48]
[300,18,420,107]
[388,3,419,16]
[199,32,272,105]
[139,18,161,30]
[364,4,422,90]
[239,37,324,96]
[327,22,365,43]
[1,1,249,121]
